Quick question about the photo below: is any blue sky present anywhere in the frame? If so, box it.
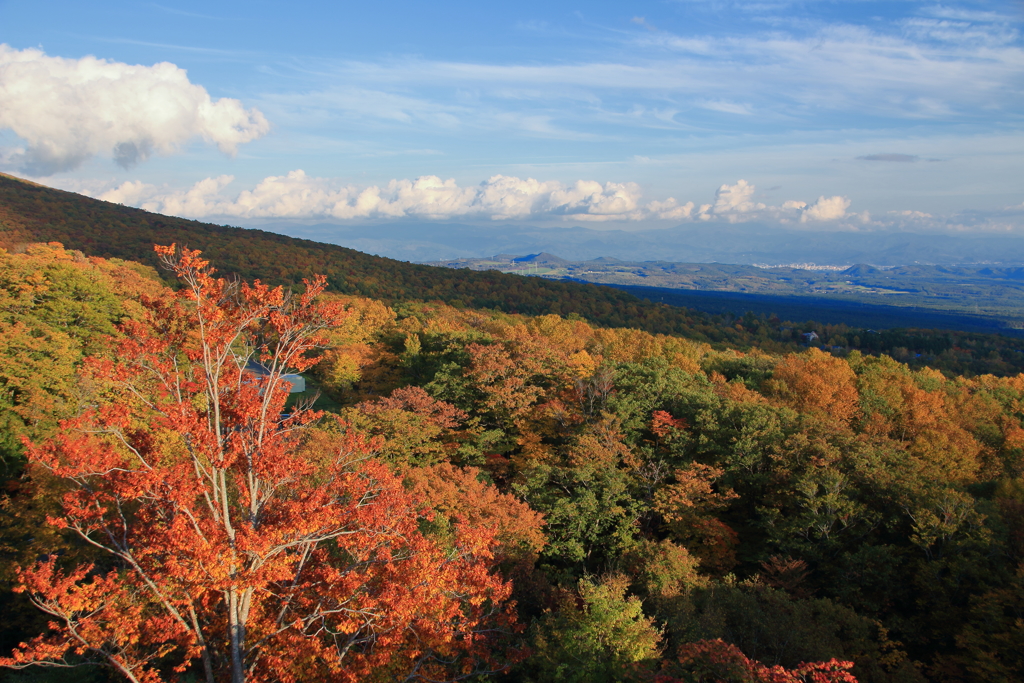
[1,0,1022,235]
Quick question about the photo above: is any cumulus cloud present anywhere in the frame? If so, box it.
[710,179,765,216]
[801,195,851,222]
[646,198,695,220]
[95,172,859,227]
[0,44,269,175]
[547,180,645,221]
[98,180,154,206]
[688,180,849,224]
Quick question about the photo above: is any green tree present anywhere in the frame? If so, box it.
[526,574,662,683]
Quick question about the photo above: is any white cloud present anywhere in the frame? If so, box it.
[698,100,753,116]
[646,198,695,220]
[150,175,238,217]
[923,5,1016,23]
[801,195,851,222]
[0,44,269,175]
[547,180,644,220]
[99,180,156,206]
[712,179,765,215]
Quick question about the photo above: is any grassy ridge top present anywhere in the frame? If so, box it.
[0,173,710,336]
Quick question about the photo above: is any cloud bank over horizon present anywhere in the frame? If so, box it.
[77,170,1024,235]
[95,171,860,226]
[0,45,268,175]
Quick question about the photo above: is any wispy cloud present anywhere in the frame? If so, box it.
[698,100,753,115]
[922,5,1018,24]
[149,3,239,21]
[858,154,921,162]
[269,10,1022,142]
[85,35,251,56]
[631,16,659,32]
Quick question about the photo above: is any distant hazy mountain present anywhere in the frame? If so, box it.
[252,221,1024,266]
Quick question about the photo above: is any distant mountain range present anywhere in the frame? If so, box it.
[254,220,1024,266]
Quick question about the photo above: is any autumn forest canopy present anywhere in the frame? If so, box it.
[0,177,1023,682]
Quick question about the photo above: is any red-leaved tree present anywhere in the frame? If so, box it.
[0,246,517,683]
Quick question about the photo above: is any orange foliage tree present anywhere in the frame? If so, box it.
[0,246,516,683]
[770,348,860,426]
[402,462,546,561]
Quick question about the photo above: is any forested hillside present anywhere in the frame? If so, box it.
[2,244,1024,682]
